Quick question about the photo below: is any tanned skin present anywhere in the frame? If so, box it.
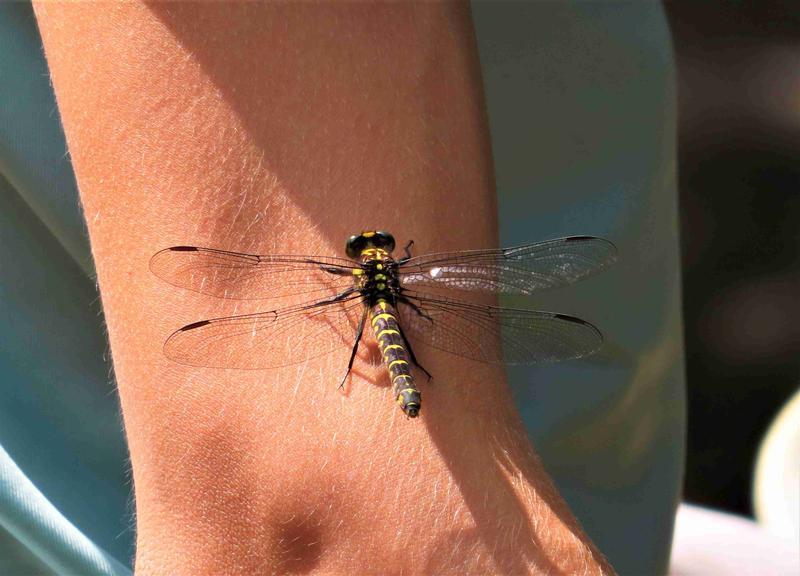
[34,2,614,574]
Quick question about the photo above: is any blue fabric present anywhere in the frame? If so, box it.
[473,4,684,573]
[0,444,129,575]
[0,2,681,574]
[0,3,132,574]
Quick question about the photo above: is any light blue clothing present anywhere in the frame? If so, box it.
[474,3,684,573]
[0,2,682,574]
[1,3,132,575]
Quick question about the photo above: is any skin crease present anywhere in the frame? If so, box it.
[34,2,614,575]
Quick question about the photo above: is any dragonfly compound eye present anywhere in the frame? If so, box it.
[345,234,367,258]
[373,231,395,253]
[345,231,396,258]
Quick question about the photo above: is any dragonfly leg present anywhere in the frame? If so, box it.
[339,306,368,389]
[398,294,433,323]
[397,239,415,263]
[304,287,358,311]
[395,318,432,381]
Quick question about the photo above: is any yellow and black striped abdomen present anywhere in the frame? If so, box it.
[370,299,421,417]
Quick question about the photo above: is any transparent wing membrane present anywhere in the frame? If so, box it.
[399,236,617,295]
[163,294,365,369]
[152,236,613,372]
[150,246,356,300]
[398,290,603,364]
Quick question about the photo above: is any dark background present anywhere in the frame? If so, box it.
[664,1,799,516]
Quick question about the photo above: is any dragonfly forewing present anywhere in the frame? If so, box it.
[398,236,617,296]
[150,246,357,300]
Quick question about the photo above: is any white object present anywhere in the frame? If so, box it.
[670,503,799,575]
[754,387,800,543]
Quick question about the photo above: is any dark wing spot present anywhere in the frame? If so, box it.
[181,320,212,331]
[553,313,588,325]
[169,246,199,252]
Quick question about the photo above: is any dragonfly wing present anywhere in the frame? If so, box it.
[398,290,603,364]
[164,294,365,369]
[398,236,617,295]
[150,246,357,300]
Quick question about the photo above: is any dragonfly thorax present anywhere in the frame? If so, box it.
[355,256,401,303]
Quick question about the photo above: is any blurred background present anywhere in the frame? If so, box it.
[664,0,799,519]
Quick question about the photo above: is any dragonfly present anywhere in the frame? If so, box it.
[150,231,617,418]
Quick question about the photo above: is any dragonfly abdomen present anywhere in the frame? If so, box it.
[370,298,420,418]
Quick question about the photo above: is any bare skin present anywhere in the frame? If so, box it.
[34,2,614,574]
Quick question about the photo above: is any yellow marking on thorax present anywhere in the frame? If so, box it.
[361,248,388,259]
[398,387,417,395]
[382,344,404,353]
[392,374,412,385]
[389,359,408,370]
[377,328,400,339]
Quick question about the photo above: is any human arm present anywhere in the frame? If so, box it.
[33,2,613,573]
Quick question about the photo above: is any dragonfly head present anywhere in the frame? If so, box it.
[346,230,396,259]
